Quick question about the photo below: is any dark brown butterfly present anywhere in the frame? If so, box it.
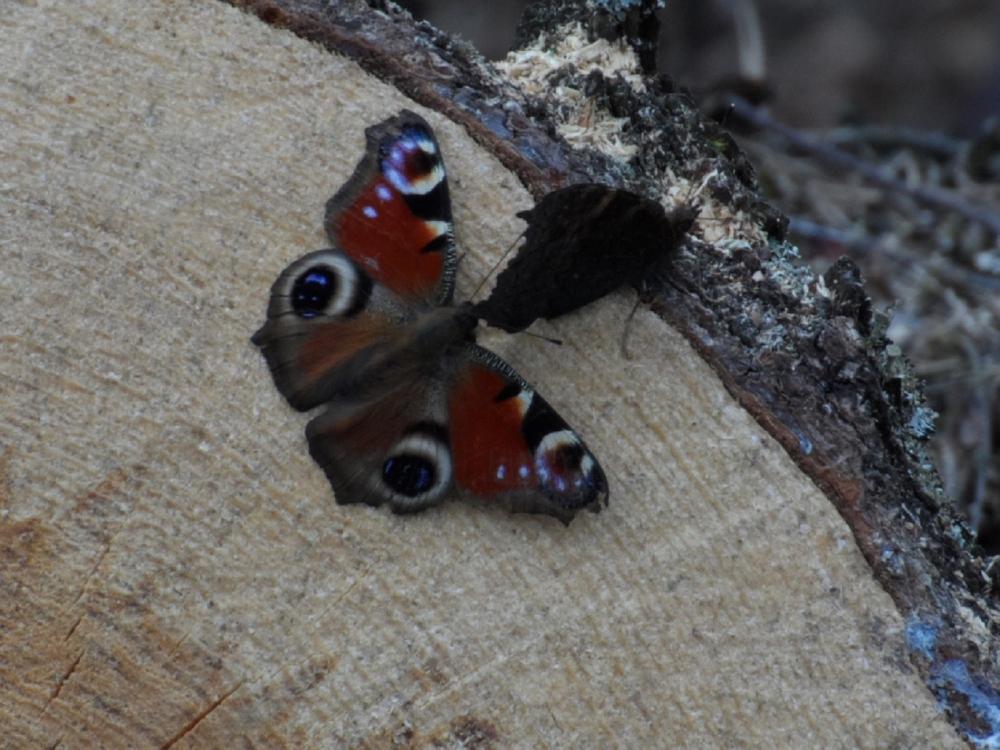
[473,183,697,332]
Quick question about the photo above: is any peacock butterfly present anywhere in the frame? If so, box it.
[473,184,697,333]
[252,111,608,523]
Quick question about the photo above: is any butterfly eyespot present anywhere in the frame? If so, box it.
[291,268,338,318]
[281,251,371,320]
[382,455,436,497]
[381,426,452,507]
[382,128,446,198]
[545,442,584,474]
[533,430,604,510]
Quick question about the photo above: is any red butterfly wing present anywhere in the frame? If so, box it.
[448,347,608,522]
[325,110,456,304]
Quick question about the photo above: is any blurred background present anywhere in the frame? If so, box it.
[400,0,1000,551]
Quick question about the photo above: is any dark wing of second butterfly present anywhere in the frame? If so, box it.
[474,184,696,333]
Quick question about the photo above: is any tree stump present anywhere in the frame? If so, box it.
[1,0,995,747]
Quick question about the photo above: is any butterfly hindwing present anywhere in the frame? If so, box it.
[474,185,696,332]
[303,342,607,522]
[325,110,457,305]
[251,248,422,412]
[305,379,456,513]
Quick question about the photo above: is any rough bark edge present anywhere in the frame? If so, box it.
[227,0,615,197]
[224,0,1000,743]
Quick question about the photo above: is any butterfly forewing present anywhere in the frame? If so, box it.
[325,110,457,305]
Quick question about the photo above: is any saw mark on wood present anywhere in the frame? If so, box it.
[413,634,546,714]
[159,681,243,750]
[165,631,191,660]
[309,565,372,626]
[0,446,14,508]
[41,651,84,715]
[252,649,341,695]
[73,494,135,606]
[227,0,566,197]
[0,516,49,572]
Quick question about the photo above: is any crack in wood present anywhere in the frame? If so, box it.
[546,703,563,732]
[158,681,243,750]
[63,615,83,642]
[412,634,547,714]
[72,543,111,606]
[165,631,191,661]
[41,651,84,715]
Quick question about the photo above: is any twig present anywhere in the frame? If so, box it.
[728,96,1000,238]
[824,125,962,161]
[787,216,1000,292]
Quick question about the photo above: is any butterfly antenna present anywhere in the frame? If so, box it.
[470,230,526,300]
[522,330,563,346]
[619,292,643,360]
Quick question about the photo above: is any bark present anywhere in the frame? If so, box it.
[0,0,995,747]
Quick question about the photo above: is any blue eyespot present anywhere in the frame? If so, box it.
[291,268,337,318]
[382,455,436,497]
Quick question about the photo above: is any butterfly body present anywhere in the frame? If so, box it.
[252,111,607,523]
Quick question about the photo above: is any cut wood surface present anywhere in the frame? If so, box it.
[0,1,966,747]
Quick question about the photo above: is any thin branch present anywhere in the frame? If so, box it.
[787,216,1000,292]
[728,96,1000,238]
[824,125,962,161]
